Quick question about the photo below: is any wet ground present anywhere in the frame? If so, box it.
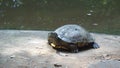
[0,0,120,35]
[0,30,120,68]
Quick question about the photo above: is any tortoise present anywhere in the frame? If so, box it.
[48,24,100,53]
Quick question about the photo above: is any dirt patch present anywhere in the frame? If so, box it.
[0,30,120,68]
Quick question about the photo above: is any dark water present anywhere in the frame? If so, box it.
[0,0,120,35]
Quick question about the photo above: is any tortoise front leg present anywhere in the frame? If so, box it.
[69,44,79,53]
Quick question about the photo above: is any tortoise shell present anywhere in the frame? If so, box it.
[48,24,100,53]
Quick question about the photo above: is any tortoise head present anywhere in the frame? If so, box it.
[48,32,58,39]
[48,32,59,47]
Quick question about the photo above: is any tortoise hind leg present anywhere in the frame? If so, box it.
[92,42,100,49]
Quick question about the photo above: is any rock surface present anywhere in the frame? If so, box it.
[0,30,120,68]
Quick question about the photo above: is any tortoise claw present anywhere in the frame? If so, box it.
[72,49,79,53]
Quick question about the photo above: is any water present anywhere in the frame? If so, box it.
[0,0,120,35]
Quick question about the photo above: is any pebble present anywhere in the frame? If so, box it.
[10,55,16,59]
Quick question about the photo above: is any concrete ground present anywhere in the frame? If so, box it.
[0,30,120,68]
